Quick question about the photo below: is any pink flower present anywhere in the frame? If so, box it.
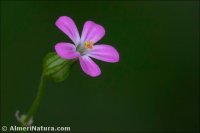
[55,16,119,77]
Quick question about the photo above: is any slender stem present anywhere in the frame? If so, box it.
[24,73,46,125]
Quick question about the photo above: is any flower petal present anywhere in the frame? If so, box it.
[79,56,101,77]
[88,44,119,63]
[55,16,80,45]
[81,21,105,44]
[55,42,80,59]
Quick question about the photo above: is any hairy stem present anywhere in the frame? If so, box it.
[24,73,46,125]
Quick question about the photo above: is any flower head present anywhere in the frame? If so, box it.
[55,16,119,77]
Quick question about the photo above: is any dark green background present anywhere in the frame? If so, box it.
[1,1,199,132]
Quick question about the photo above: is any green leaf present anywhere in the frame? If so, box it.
[43,52,75,82]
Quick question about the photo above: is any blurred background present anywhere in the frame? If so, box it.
[1,1,199,132]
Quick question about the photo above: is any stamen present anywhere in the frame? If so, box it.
[84,41,94,49]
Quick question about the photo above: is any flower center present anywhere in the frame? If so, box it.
[76,41,94,56]
[84,41,94,49]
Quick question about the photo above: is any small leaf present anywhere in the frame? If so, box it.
[43,52,75,82]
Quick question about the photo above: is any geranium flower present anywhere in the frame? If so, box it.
[55,16,119,77]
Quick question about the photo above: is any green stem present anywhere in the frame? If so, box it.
[24,73,46,125]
